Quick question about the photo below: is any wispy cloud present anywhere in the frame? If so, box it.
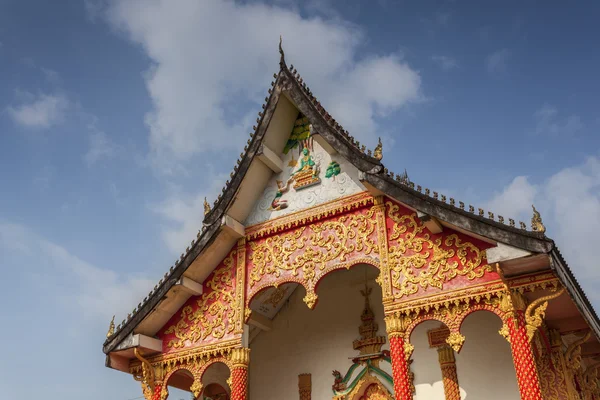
[534,104,583,137]
[84,130,117,166]
[486,48,511,75]
[100,0,422,173]
[0,222,154,322]
[484,157,600,304]
[5,90,69,129]
[431,55,459,70]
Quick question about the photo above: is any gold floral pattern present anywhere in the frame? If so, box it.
[386,201,493,299]
[162,251,237,349]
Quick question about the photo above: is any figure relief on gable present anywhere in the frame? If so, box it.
[245,113,365,226]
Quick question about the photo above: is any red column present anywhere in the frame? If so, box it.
[230,348,250,400]
[507,312,543,400]
[151,382,163,400]
[386,316,413,400]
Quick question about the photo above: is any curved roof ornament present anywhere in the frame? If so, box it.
[279,35,286,67]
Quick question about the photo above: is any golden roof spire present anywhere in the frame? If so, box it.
[373,137,383,160]
[106,315,115,338]
[531,205,546,233]
[203,197,211,216]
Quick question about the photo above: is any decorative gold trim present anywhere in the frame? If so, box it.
[230,347,251,369]
[524,287,565,342]
[234,238,247,334]
[373,195,392,301]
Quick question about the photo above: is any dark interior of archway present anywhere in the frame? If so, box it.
[168,370,194,391]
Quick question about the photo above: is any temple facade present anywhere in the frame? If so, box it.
[103,43,600,400]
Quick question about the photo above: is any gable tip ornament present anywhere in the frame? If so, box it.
[374,137,383,161]
[204,197,211,216]
[106,315,115,338]
[279,35,286,66]
[531,204,546,233]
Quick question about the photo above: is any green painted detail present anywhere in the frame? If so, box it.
[332,358,393,395]
[283,115,310,154]
[325,161,341,178]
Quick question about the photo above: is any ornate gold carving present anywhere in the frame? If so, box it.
[499,323,510,343]
[164,251,237,348]
[249,211,377,287]
[404,342,415,361]
[438,345,455,364]
[234,239,247,334]
[386,201,492,299]
[190,379,203,398]
[374,137,383,160]
[303,291,318,309]
[373,196,392,300]
[566,331,592,371]
[230,347,251,369]
[385,314,410,338]
[133,348,155,400]
[204,197,211,215]
[263,286,288,308]
[531,205,546,233]
[106,315,115,338]
[353,285,387,356]
[446,332,466,353]
[524,288,565,342]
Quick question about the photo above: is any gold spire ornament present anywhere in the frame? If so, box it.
[106,315,115,338]
[373,137,383,160]
[531,205,546,233]
[203,197,211,216]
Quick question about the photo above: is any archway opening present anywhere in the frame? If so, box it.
[165,368,195,400]
[201,362,231,400]
[409,320,453,400]
[456,310,519,399]
[248,263,387,399]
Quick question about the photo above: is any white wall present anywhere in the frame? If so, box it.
[249,265,390,399]
[249,266,520,400]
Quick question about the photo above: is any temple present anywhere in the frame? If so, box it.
[103,41,600,400]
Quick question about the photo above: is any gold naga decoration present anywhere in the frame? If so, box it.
[133,348,156,400]
[531,205,546,233]
[386,201,493,299]
[203,197,211,216]
[248,208,378,308]
[565,331,592,371]
[373,137,383,160]
[524,287,565,342]
[163,251,237,349]
[106,315,115,338]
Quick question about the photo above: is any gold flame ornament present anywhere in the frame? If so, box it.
[203,197,211,216]
[106,315,115,338]
[373,137,383,160]
[531,205,546,233]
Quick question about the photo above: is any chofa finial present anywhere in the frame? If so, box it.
[106,315,115,338]
[531,205,546,233]
[373,137,383,160]
[279,35,285,66]
[204,197,211,216]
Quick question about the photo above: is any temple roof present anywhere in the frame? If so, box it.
[103,40,599,356]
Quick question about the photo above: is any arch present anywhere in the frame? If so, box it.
[246,277,306,309]
[201,361,231,400]
[203,383,229,400]
[163,367,196,400]
[456,303,505,332]
[311,261,380,310]
[405,315,451,343]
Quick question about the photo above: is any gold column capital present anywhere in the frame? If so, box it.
[438,345,456,365]
[385,314,410,338]
[230,347,251,369]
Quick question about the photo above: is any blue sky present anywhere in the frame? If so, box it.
[1,1,600,399]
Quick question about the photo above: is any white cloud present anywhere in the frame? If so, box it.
[0,222,154,321]
[485,176,538,221]
[431,55,459,70]
[485,157,600,304]
[486,48,510,75]
[84,130,117,166]
[534,104,583,137]
[6,90,68,129]
[102,0,421,171]
[151,174,227,254]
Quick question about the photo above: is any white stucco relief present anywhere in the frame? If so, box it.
[245,138,365,226]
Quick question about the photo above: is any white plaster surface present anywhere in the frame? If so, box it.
[249,265,391,399]
[245,139,365,226]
